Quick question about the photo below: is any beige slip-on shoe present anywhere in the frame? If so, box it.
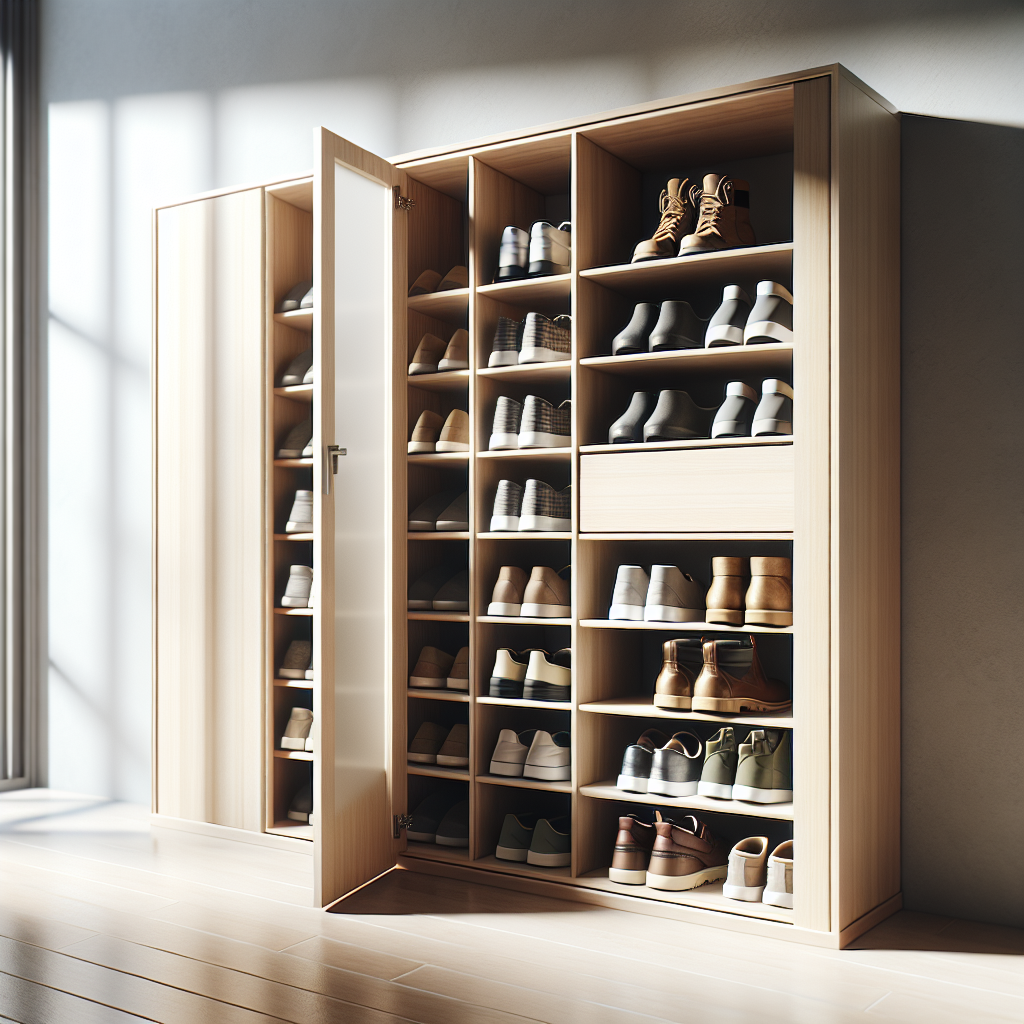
[409,333,447,375]
[521,565,571,617]
[409,646,455,689]
[409,409,444,453]
[436,409,470,452]
[487,566,529,616]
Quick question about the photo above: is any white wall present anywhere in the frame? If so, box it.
[41,0,1024,924]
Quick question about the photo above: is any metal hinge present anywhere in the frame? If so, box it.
[393,186,415,211]
[323,444,347,495]
[393,813,413,838]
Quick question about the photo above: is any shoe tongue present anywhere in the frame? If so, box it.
[666,177,682,196]
[702,172,724,192]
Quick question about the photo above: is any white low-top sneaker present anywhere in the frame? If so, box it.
[285,490,313,533]
[528,220,571,276]
[523,649,571,702]
[609,565,649,620]
[489,728,535,776]
[497,225,530,281]
[723,835,769,902]
[523,730,571,781]
[281,565,313,607]
[762,840,794,908]
[280,707,313,751]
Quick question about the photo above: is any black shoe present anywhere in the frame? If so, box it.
[711,382,758,438]
[287,778,313,822]
[612,303,660,355]
[609,391,658,444]
[649,300,707,351]
[705,285,752,347]
[643,391,715,442]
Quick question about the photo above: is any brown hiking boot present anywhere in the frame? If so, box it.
[705,556,748,625]
[745,556,793,626]
[692,636,791,714]
[632,177,696,262]
[678,173,756,256]
[609,814,657,884]
[645,814,728,891]
[653,638,703,710]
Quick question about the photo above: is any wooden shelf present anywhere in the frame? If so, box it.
[274,607,314,617]
[407,452,470,464]
[476,532,572,541]
[406,688,470,702]
[580,436,792,455]
[579,532,793,541]
[580,343,792,377]
[406,287,469,322]
[476,696,572,711]
[477,615,572,627]
[407,764,470,781]
[407,611,471,622]
[471,854,571,881]
[477,447,572,461]
[477,774,572,794]
[274,532,313,541]
[268,820,313,841]
[273,383,313,401]
[274,678,315,689]
[580,619,793,635]
[273,308,313,330]
[579,782,793,820]
[407,369,470,392]
[477,273,571,305]
[273,458,313,468]
[407,531,471,540]
[273,749,314,761]
[477,361,571,384]
[579,243,793,297]
[579,698,793,729]
[403,843,471,865]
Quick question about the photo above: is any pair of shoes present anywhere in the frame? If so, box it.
[490,479,570,532]
[408,565,469,612]
[497,221,572,280]
[712,379,793,437]
[488,648,571,701]
[496,812,570,866]
[279,639,314,680]
[725,837,794,907]
[488,565,570,618]
[280,707,314,752]
[489,729,570,780]
[288,777,313,823]
[700,727,793,803]
[409,409,470,453]
[408,787,468,846]
[281,565,313,608]
[409,330,469,374]
[611,282,792,355]
[278,346,314,386]
[277,280,313,312]
[278,416,313,459]
[616,729,702,797]
[708,556,792,626]
[631,173,754,262]
[409,265,468,295]
[284,489,313,533]
[489,396,571,449]
[408,722,469,767]
[408,490,469,531]
[611,812,727,890]
[409,646,470,691]
[609,564,704,622]
[488,313,571,366]
[655,635,791,714]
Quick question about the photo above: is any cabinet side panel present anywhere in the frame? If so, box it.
[154,191,266,830]
[832,79,901,931]
[792,76,832,934]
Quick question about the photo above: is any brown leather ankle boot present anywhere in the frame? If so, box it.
[745,556,792,626]
[653,637,704,709]
[705,556,748,625]
[632,177,696,262]
[678,173,756,256]
[692,636,791,714]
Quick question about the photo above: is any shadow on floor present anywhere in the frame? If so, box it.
[849,911,1024,955]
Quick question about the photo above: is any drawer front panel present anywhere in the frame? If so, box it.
[580,445,794,532]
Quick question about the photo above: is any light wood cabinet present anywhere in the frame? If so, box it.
[153,64,899,947]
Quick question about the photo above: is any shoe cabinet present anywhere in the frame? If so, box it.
[154,64,899,947]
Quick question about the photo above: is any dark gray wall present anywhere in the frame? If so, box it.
[40,0,1024,927]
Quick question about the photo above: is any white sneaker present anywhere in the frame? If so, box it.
[644,565,704,622]
[285,490,313,533]
[280,707,313,751]
[528,220,571,276]
[281,565,313,607]
[496,225,530,281]
[762,840,794,908]
[522,649,571,702]
[609,565,649,620]
[489,728,534,776]
[523,730,571,781]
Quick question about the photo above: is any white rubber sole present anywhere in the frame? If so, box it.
[609,603,645,620]
[519,347,568,363]
[489,515,520,531]
[488,351,519,367]
[732,785,793,803]
[744,320,793,344]
[608,867,647,885]
[523,763,571,781]
[518,432,571,448]
[285,522,313,533]
[762,888,794,909]
[723,882,766,902]
[488,433,519,450]
[438,358,469,371]
[617,773,649,793]
[407,752,437,764]
[436,441,469,452]
[705,324,744,347]
[646,864,728,891]
[436,754,468,767]
[408,675,446,689]
[280,736,310,750]
[643,605,705,622]
[751,420,793,437]
[521,603,571,617]
[407,442,436,453]
[697,781,733,799]
[527,849,571,867]
[488,759,525,777]
[744,608,793,626]
[280,597,311,608]
[408,363,440,375]
[647,779,698,797]
[520,515,571,532]
[495,845,529,862]
[487,602,522,616]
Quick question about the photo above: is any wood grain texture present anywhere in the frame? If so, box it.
[154,190,265,832]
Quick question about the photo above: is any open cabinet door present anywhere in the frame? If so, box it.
[313,128,407,906]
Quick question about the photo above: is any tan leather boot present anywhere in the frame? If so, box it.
[632,177,696,262]
[692,637,791,714]
[745,556,792,626]
[705,556,748,625]
[678,173,756,256]
[653,637,703,710]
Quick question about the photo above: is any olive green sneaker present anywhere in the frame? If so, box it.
[697,726,742,799]
[733,729,793,803]
[495,812,538,862]
[527,815,571,867]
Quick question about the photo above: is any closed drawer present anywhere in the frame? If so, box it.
[580,444,794,532]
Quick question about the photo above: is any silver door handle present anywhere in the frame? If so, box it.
[323,444,347,495]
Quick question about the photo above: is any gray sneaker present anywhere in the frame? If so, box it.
[520,313,572,363]
[711,382,758,438]
[751,379,794,436]
[520,480,571,532]
[527,815,571,866]
[488,316,525,366]
[643,390,715,442]
[744,281,793,345]
[495,812,537,861]
[435,799,469,847]
[490,479,524,531]
[617,728,670,793]
[648,730,703,797]
[705,285,752,347]
[279,346,313,386]
[489,396,523,450]
[519,396,571,448]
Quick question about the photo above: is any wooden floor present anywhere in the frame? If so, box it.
[0,791,1019,1023]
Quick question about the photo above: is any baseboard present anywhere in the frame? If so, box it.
[150,812,314,855]
[839,892,903,947]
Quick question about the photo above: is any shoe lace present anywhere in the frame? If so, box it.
[694,178,734,235]
[651,186,691,243]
